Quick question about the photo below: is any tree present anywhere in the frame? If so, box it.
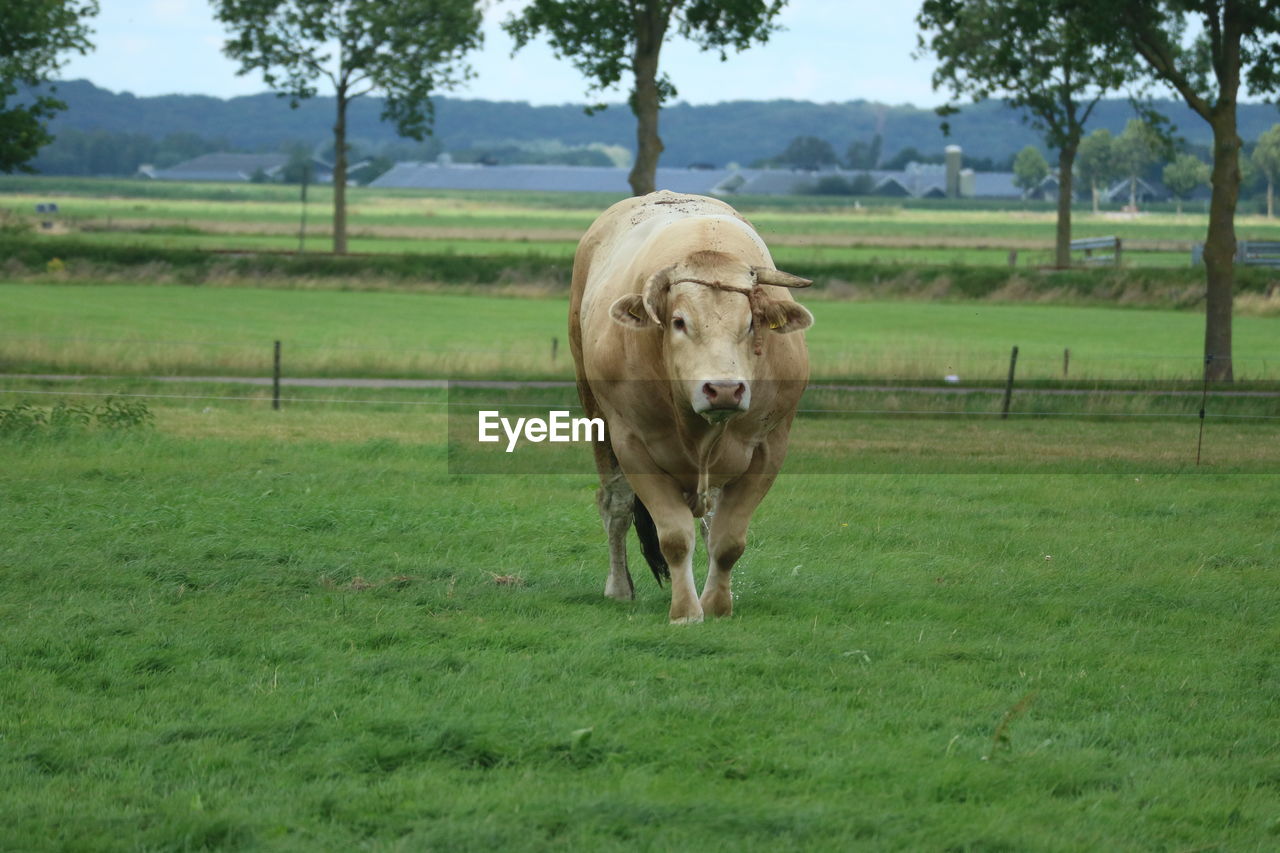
[777,135,838,171]
[214,0,482,254]
[1077,129,1119,214]
[1163,153,1210,214]
[1012,145,1049,197]
[917,0,1139,268]
[1252,124,1280,218]
[0,0,97,173]
[881,146,930,170]
[504,1,789,197]
[845,133,882,170]
[1086,1,1280,381]
[1114,118,1166,209]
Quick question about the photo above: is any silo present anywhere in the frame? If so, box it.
[945,144,963,198]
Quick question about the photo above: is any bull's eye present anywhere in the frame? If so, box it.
[672,316,687,332]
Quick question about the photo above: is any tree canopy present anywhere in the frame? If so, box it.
[0,0,97,173]
[1114,118,1167,208]
[1083,0,1280,379]
[504,0,788,195]
[1012,145,1049,195]
[1252,124,1280,217]
[214,0,482,252]
[917,0,1140,265]
[1077,129,1119,213]
[1163,153,1210,213]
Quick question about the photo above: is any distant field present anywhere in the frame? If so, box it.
[3,283,1279,382]
[7,177,1280,270]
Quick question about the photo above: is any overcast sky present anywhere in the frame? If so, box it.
[59,0,946,107]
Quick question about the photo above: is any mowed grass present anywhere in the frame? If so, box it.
[4,283,1280,381]
[1,396,1278,850]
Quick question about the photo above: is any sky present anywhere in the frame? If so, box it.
[58,0,946,108]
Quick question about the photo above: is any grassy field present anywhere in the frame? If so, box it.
[3,177,1279,847]
[4,282,1280,382]
[1,389,1278,849]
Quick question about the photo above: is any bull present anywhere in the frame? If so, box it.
[569,191,813,623]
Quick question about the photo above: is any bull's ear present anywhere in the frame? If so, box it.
[759,300,814,334]
[609,294,655,329]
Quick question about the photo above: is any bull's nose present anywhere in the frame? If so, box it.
[702,380,747,410]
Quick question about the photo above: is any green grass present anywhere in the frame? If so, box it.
[1,394,1277,849]
[3,283,1279,381]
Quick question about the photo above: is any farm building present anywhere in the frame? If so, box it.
[371,162,739,195]
[370,158,1029,199]
[140,153,335,183]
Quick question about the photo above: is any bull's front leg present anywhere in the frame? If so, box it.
[626,472,701,624]
[701,441,783,618]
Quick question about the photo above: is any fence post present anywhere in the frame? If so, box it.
[1001,345,1019,419]
[551,336,558,364]
[1007,250,1018,267]
[1114,238,1122,266]
[1063,347,1070,379]
[273,340,282,411]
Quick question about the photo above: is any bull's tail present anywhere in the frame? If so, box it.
[632,497,669,586]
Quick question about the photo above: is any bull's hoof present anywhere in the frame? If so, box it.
[669,614,704,625]
[699,590,733,618]
[604,575,634,600]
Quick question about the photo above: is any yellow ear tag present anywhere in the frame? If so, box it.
[769,319,782,329]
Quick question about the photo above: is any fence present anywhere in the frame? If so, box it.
[1191,240,1280,267]
[2,334,1277,423]
[1070,236,1121,266]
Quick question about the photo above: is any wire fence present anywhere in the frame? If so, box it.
[3,378,1279,421]
[2,333,1278,422]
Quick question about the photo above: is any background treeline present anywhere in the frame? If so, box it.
[22,79,1280,177]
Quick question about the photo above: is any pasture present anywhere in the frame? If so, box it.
[2,177,1279,848]
[5,283,1280,381]
[2,391,1278,849]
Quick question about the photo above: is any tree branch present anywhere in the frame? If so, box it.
[1127,19,1212,119]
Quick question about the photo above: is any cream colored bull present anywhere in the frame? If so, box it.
[569,191,813,623]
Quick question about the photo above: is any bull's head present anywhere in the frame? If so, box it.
[609,254,814,420]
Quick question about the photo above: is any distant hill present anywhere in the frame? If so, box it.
[27,79,1280,169]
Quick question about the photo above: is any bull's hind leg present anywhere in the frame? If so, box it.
[598,467,635,600]
[578,377,635,601]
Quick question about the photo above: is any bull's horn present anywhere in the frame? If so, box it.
[641,264,676,326]
[752,267,813,288]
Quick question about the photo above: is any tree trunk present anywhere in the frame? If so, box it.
[1129,175,1137,210]
[1202,110,1240,382]
[1091,179,1099,214]
[1054,145,1076,268]
[332,91,349,255]
[628,2,667,196]
[1269,179,1274,219]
